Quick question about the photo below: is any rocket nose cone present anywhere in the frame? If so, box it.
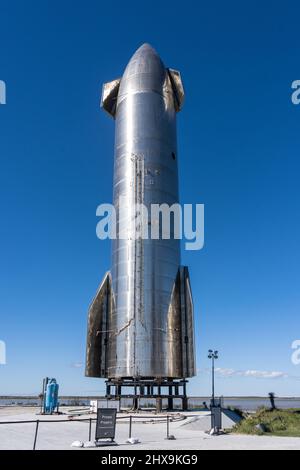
[125,43,165,76]
[134,43,157,55]
[119,43,166,97]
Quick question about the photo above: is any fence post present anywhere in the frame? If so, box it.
[89,418,92,441]
[129,415,132,439]
[33,420,40,450]
[165,414,176,440]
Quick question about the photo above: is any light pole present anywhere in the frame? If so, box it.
[208,350,218,406]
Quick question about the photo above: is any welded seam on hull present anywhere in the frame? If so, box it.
[117,87,170,107]
[153,327,167,334]
[115,318,134,336]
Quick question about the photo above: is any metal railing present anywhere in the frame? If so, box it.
[0,413,189,450]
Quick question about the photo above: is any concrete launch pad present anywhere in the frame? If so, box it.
[1,407,300,450]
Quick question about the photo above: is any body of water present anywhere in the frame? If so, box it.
[1,396,300,411]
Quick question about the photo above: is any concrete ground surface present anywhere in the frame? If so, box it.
[0,407,300,450]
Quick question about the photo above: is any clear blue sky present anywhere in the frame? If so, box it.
[1,0,300,396]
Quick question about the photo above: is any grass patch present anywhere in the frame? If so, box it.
[232,408,300,437]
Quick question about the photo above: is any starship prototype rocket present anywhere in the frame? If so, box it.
[85,44,195,394]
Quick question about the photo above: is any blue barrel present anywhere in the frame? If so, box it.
[45,379,59,413]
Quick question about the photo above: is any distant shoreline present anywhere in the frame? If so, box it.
[2,396,300,412]
[1,395,300,400]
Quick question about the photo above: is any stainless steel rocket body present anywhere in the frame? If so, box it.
[86,45,195,380]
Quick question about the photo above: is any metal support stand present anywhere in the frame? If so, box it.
[105,378,188,412]
[156,397,162,413]
[182,381,188,410]
[168,385,174,410]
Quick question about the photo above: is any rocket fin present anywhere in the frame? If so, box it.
[167,69,185,112]
[167,267,196,377]
[179,266,196,377]
[85,272,113,378]
[101,78,121,118]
